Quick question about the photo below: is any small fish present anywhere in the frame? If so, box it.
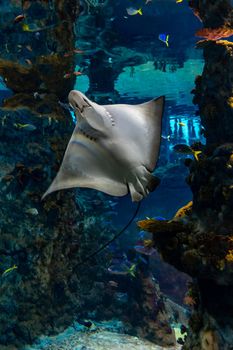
[77,319,93,328]
[64,49,84,57]
[108,280,118,288]
[154,216,167,221]
[21,23,30,32]
[73,49,84,54]
[73,71,83,76]
[108,262,136,277]
[162,135,171,141]
[178,122,186,126]
[159,34,169,47]
[145,0,152,4]
[127,263,137,278]
[35,32,40,39]
[26,45,33,52]
[176,0,183,3]
[134,245,156,256]
[2,265,18,276]
[14,14,25,24]
[173,144,202,161]
[14,123,37,131]
[25,59,32,65]
[63,73,72,79]
[126,7,143,16]
[25,208,39,215]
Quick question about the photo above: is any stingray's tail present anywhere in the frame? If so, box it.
[76,201,142,267]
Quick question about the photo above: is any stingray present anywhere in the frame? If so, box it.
[42,90,164,202]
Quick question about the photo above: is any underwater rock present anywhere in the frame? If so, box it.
[189,0,233,28]
[0,0,79,110]
[126,271,176,347]
[0,105,116,347]
[192,40,233,144]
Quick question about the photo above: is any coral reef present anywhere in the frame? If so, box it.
[138,0,233,345]
[0,0,78,112]
[138,0,233,344]
[192,40,233,144]
[0,106,117,347]
[126,270,176,346]
[0,2,120,347]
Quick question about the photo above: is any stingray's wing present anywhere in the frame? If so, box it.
[104,96,164,172]
[136,96,165,171]
[42,126,128,199]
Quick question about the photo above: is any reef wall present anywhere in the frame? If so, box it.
[0,1,112,348]
[139,0,233,349]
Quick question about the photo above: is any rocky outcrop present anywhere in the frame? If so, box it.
[138,0,233,346]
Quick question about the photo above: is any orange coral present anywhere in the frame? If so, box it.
[183,295,196,307]
[195,27,233,41]
[225,250,233,262]
[227,97,233,108]
[137,218,184,234]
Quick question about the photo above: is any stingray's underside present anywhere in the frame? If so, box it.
[43,92,164,202]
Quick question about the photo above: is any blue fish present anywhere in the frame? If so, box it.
[154,216,167,221]
[158,33,169,47]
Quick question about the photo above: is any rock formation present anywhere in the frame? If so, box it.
[138,1,233,348]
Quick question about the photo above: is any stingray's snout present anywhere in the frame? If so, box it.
[68,90,91,114]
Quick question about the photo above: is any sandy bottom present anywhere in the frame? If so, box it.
[24,330,181,350]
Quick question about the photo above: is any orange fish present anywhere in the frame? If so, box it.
[14,14,25,24]
[73,71,83,76]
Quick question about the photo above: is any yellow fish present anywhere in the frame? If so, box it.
[127,264,137,278]
[173,144,202,161]
[176,0,183,3]
[2,265,18,276]
[126,7,143,16]
[193,150,202,161]
[178,122,186,126]
[14,123,37,131]
[21,23,31,32]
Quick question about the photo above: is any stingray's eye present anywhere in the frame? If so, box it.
[83,98,88,104]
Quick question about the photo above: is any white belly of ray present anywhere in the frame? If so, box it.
[43,91,164,202]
